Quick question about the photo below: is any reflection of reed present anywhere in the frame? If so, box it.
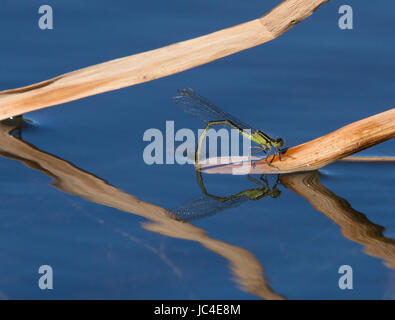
[282,171,395,269]
[0,123,285,300]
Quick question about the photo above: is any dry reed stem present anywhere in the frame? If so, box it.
[202,108,395,175]
[338,156,395,162]
[0,0,328,120]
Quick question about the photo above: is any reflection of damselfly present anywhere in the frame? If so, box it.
[170,172,281,222]
[173,88,285,166]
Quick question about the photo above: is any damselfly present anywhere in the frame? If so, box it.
[173,88,285,166]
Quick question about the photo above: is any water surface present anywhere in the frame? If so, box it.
[0,0,394,299]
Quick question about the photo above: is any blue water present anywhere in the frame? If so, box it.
[0,1,394,299]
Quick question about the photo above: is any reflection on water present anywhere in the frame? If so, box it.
[0,122,394,299]
[0,122,285,300]
[171,172,281,221]
[1,115,31,139]
[282,173,395,269]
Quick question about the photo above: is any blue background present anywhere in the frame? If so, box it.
[0,0,394,299]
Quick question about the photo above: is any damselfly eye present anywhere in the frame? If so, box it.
[275,138,284,146]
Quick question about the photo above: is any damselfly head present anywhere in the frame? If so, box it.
[273,138,284,148]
